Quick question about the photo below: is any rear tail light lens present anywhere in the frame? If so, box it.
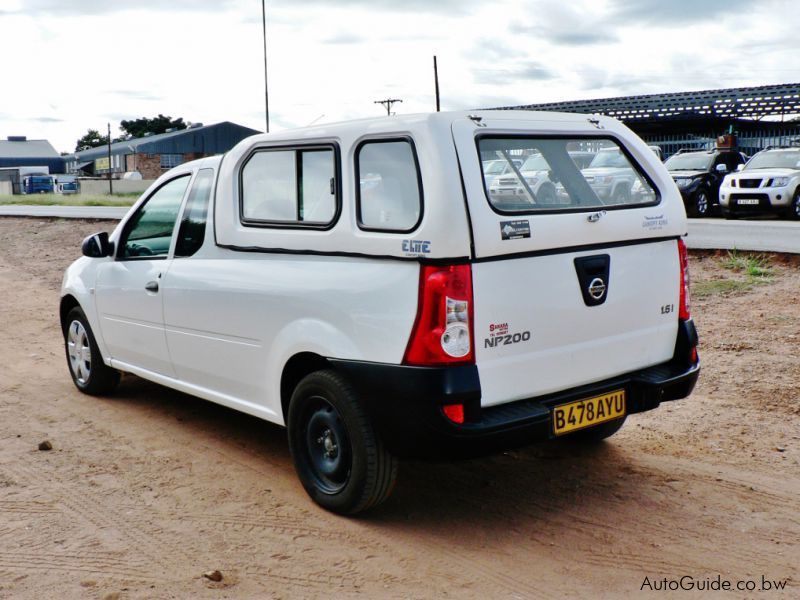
[442,404,465,424]
[678,238,691,320]
[403,264,475,366]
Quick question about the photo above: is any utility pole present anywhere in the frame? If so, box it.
[107,122,113,195]
[374,98,403,116]
[433,55,440,112]
[261,0,270,132]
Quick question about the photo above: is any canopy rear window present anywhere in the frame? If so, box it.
[478,136,659,214]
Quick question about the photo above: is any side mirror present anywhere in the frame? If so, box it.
[736,164,745,172]
[715,163,728,173]
[81,232,114,258]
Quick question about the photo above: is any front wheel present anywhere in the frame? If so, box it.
[785,188,800,220]
[64,306,120,395]
[287,370,397,515]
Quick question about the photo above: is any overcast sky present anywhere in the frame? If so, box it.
[1,0,798,154]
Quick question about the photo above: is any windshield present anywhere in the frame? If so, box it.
[664,152,714,171]
[521,154,549,171]
[588,149,629,169]
[745,150,800,170]
[483,160,506,175]
[478,137,657,213]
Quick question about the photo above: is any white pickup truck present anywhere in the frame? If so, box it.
[61,110,699,514]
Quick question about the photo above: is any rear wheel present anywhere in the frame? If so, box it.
[567,416,626,443]
[64,306,120,395]
[287,370,397,514]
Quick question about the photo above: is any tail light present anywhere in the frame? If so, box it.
[678,238,691,320]
[403,264,475,366]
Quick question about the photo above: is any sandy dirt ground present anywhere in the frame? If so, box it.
[0,217,797,599]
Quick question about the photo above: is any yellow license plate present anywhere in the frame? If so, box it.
[552,389,626,436]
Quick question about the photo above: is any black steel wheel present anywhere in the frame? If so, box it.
[63,306,120,395]
[287,369,397,514]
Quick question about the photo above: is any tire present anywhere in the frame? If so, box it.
[63,306,120,395]
[688,188,710,218]
[785,188,800,220]
[613,184,631,204]
[537,184,556,204]
[287,369,397,515]
[566,416,626,443]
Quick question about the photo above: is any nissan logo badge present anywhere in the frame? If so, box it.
[588,277,606,300]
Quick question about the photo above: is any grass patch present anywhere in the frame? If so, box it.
[695,250,775,298]
[694,279,760,298]
[721,249,772,278]
[0,194,136,207]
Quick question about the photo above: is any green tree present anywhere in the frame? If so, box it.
[120,114,187,139]
[74,129,109,152]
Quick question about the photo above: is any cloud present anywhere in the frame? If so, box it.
[473,60,555,85]
[607,0,755,25]
[8,0,239,15]
[509,4,618,45]
[32,116,64,123]
[322,33,365,45]
[13,0,482,16]
[111,90,164,102]
[293,0,482,15]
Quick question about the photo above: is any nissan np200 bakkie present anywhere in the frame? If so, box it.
[61,111,700,514]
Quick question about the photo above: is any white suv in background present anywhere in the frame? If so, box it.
[61,111,699,515]
[581,147,638,203]
[719,146,800,219]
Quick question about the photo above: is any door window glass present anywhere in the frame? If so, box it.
[175,169,214,257]
[120,175,189,258]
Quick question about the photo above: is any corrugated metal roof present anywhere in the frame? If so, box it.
[0,139,60,158]
[71,121,261,160]
[499,83,800,123]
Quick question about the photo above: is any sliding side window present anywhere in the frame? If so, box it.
[240,145,339,227]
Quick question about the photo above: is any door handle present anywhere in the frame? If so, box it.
[145,281,159,292]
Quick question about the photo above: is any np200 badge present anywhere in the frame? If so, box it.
[484,330,531,348]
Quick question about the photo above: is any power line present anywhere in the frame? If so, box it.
[374,98,403,116]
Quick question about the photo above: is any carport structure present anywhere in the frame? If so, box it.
[499,83,800,158]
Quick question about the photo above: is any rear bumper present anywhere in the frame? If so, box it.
[329,321,700,458]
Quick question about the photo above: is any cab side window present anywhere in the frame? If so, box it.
[119,175,190,259]
[175,169,214,257]
[356,139,423,232]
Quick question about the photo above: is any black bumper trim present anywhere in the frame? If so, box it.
[329,355,699,459]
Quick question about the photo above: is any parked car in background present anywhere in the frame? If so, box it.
[719,146,800,219]
[580,146,639,203]
[60,110,698,515]
[664,149,747,217]
[648,145,664,161]
[482,158,523,190]
[22,174,55,194]
[487,152,559,204]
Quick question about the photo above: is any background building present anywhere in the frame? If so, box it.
[499,83,800,158]
[0,136,64,172]
[66,121,260,180]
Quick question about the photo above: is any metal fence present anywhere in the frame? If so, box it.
[643,126,800,159]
